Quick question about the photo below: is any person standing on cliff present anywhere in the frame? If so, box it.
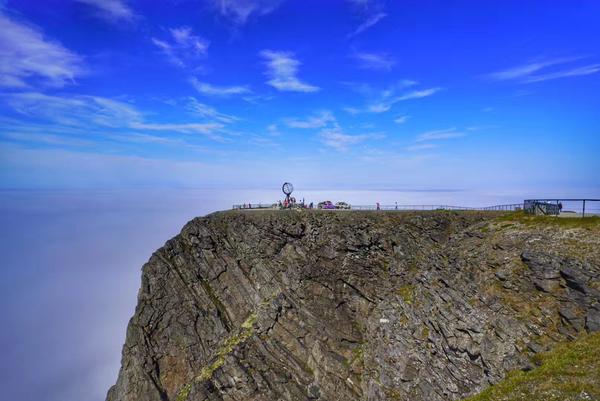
[376,202,380,211]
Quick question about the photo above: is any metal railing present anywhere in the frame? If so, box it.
[232,203,276,209]
[524,199,600,218]
[232,200,599,217]
[352,204,476,211]
[233,203,524,212]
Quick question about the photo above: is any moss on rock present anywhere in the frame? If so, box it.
[464,332,600,401]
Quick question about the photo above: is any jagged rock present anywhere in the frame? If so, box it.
[587,307,600,332]
[106,211,600,401]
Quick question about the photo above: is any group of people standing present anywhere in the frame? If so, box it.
[278,197,314,209]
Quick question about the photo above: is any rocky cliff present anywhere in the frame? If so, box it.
[106,211,600,401]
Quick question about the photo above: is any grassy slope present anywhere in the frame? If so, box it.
[464,332,600,401]
[495,212,600,229]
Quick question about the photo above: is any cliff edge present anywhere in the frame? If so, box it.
[106,210,600,401]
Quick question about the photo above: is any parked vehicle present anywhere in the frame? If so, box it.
[318,201,336,209]
[335,201,351,210]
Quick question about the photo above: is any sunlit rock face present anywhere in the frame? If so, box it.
[106,210,600,401]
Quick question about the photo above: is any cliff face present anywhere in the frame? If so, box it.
[106,211,600,401]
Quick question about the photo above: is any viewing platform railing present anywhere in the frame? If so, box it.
[524,199,600,218]
[233,203,524,212]
[232,200,599,217]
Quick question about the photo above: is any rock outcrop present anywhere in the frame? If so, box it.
[106,211,600,401]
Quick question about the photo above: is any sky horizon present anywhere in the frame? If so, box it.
[1,0,599,195]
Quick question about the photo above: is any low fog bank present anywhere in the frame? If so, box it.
[0,187,557,401]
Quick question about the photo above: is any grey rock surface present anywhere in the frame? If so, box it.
[106,210,600,401]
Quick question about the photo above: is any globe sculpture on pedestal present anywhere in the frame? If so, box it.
[282,182,293,206]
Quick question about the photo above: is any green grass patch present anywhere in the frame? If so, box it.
[496,211,600,229]
[464,332,600,401]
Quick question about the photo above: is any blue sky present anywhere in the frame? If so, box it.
[1,0,599,195]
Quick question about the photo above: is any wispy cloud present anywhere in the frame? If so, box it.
[320,126,373,152]
[266,124,281,136]
[352,12,386,36]
[0,131,94,147]
[190,77,251,96]
[285,111,335,129]
[4,92,141,127]
[209,0,282,25]
[152,26,209,68]
[260,50,320,92]
[405,143,437,152]
[394,115,409,124]
[342,107,362,115]
[129,122,224,139]
[75,0,135,22]
[0,12,84,88]
[2,92,228,141]
[415,128,465,142]
[248,134,280,148]
[486,57,600,84]
[368,87,441,113]
[352,51,395,71]
[185,97,238,124]
[343,80,435,114]
[348,0,387,37]
[524,63,600,83]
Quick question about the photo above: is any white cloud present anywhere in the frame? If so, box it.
[396,87,441,101]
[405,143,437,152]
[487,58,571,81]
[0,12,84,88]
[367,102,391,113]
[190,77,251,97]
[320,126,372,151]
[152,27,209,68]
[343,107,362,115]
[260,50,320,92]
[185,97,238,123]
[486,57,599,84]
[266,124,281,136]
[209,0,282,25]
[4,92,141,127]
[75,0,135,22]
[352,12,386,36]
[248,134,280,148]
[523,63,600,83]
[353,52,395,71]
[394,115,409,124]
[2,92,227,141]
[1,131,94,147]
[130,122,225,140]
[348,0,387,37]
[285,111,335,129]
[366,86,441,113]
[416,128,465,142]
